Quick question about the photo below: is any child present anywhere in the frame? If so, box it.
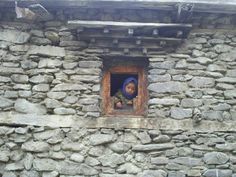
[113,77,138,109]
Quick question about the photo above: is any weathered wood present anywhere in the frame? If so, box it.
[1,0,236,15]
[68,20,192,29]
[102,66,147,116]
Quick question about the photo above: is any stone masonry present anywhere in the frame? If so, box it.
[0,5,236,177]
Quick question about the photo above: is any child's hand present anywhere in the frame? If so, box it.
[116,102,123,109]
[127,100,133,105]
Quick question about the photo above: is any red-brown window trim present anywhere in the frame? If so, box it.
[102,65,147,116]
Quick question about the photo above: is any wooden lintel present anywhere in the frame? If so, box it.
[68,20,192,29]
[1,0,236,14]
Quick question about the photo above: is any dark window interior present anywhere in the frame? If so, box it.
[110,74,138,96]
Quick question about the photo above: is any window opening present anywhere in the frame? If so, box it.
[102,64,148,116]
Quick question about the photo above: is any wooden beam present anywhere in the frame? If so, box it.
[68,20,192,29]
[1,0,236,14]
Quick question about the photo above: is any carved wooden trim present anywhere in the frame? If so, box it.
[102,65,148,116]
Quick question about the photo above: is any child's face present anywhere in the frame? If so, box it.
[125,82,136,95]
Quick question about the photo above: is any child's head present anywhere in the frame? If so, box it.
[122,77,138,99]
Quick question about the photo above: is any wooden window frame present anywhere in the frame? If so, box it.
[102,65,147,116]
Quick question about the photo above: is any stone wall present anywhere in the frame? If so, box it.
[0,7,236,177]
[1,126,236,177]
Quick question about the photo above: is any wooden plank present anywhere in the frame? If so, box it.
[78,35,184,43]
[68,20,192,28]
[1,0,236,14]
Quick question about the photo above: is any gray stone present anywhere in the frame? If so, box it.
[216,83,235,90]
[181,99,202,108]
[47,92,67,99]
[38,59,63,68]
[79,61,102,68]
[33,158,57,171]
[217,77,236,83]
[45,31,60,44]
[27,45,65,57]
[193,37,207,44]
[137,132,151,144]
[21,60,38,69]
[117,163,141,174]
[85,156,100,166]
[214,44,232,53]
[203,169,232,177]
[151,157,169,165]
[172,157,202,167]
[227,69,236,77]
[31,37,51,45]
[14,99,47,114]
[149,98,180,106]
[23,153,34,170]
[148,82,187,93]
[9,45,29,52]
[5,162,24,170]
[78,98,99,105]
[148,74,171,82]
[212,103,231,111]
[207,64,226,72]
[109,142,132,153]
[15,127,28,134]
[4,91,18,98]
[175,59,187,69]
[45,98,62,108]
[70,153,84,163]
[52,83,87,91]
[0,29,30,44]
[203,152,229,165]
[189,77,215,88]
[192,49,205,57]
[224,90,236,98]
[0,97,14,108]
[22,141,50,152]
[171,108,192,119]
[56,161,80,175]
[0,76,11,83]
[149,69,166,75]
[42,171,59,177]
[168,171,186,177]
[0,151,10,162]
[98,153,124,168]
[54,107,76,115]
[133,143,174,151]
[2,172,17,177]
[79,164,99,176]
[71,75,100,83]
[29,75,54,84]
[188,57,212,64]
[33,84,50,92]
[20,170,39,177]
[178,147,193,156]
[63,96,78,104]
[62,142,84,152]
[0,67,23,75]
[90,134,115,145]
[150,61,175,69]
[216,143,236,151]
[209,39,224,44]
[137,170,167,177]
[153,135,171,143]
[203,111,223,121]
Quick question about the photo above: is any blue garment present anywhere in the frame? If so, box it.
[121,77,138,100]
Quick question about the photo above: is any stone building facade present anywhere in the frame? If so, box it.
[0,1,236,177]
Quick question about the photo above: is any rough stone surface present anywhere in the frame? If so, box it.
[14,99,47,115]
